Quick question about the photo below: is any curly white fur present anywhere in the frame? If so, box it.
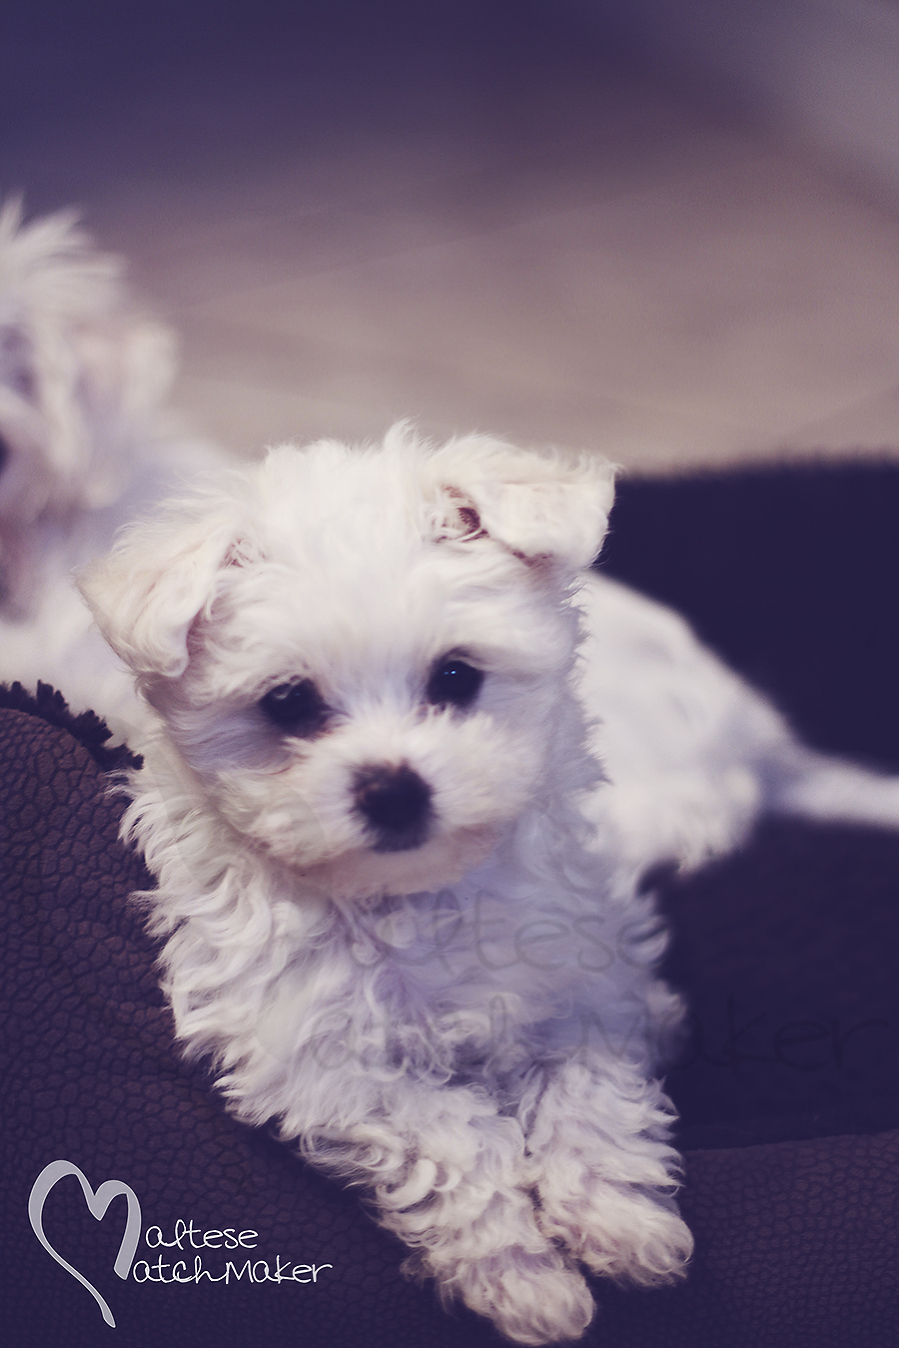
[79,428,697,1343]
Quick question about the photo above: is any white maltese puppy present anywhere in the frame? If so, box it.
[0,199,220,735]
[76,426,899,1344]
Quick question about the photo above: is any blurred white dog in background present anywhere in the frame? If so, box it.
[0,199,222,736]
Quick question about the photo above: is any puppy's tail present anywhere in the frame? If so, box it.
[766,745,899,832]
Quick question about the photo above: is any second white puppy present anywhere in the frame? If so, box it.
[79,427,695,1345]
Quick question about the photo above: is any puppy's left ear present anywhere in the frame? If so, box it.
[429,435,616,572]
[77,504,247,679]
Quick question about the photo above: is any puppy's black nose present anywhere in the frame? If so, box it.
[353,764,433,852]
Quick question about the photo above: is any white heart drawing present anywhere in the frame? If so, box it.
[28,1159,142,1328]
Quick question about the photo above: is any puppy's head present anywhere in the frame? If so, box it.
[79,425,615,900]
[0,199,175,611]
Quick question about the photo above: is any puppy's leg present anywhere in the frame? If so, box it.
[523,1053,693,1285]
[313,1079,594,1345]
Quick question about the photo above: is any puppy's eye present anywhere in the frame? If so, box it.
[426,657,484,709]
[259,679,329,736]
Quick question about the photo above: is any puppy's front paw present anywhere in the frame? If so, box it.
[435,1244,595,1346]
[537,1181,693,1286]
[526,1059,693,1286]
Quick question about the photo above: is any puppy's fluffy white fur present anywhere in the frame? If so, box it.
[0,200,221,736]
[76,426,899,1344]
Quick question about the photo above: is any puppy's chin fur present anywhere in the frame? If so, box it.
[297,822,504,902]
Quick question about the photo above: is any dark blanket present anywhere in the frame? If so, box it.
[3,462,899,1348]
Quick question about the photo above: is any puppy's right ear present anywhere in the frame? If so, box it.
[77,508,244,679]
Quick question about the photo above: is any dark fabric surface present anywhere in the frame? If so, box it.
[662,820,899,1152]
[599,461,899,1155]
[600,462,899,771]
[3,461,899,1346]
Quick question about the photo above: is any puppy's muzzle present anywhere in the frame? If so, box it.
[353,763,433,853]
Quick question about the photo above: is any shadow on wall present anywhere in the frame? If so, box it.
[0,1,633,131]
[582,0,899,202]
[5,0,896,199]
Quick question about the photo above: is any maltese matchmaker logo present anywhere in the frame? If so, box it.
[28,1159,333,1328]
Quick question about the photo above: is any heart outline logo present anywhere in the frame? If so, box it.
[28,1159,142,1328]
